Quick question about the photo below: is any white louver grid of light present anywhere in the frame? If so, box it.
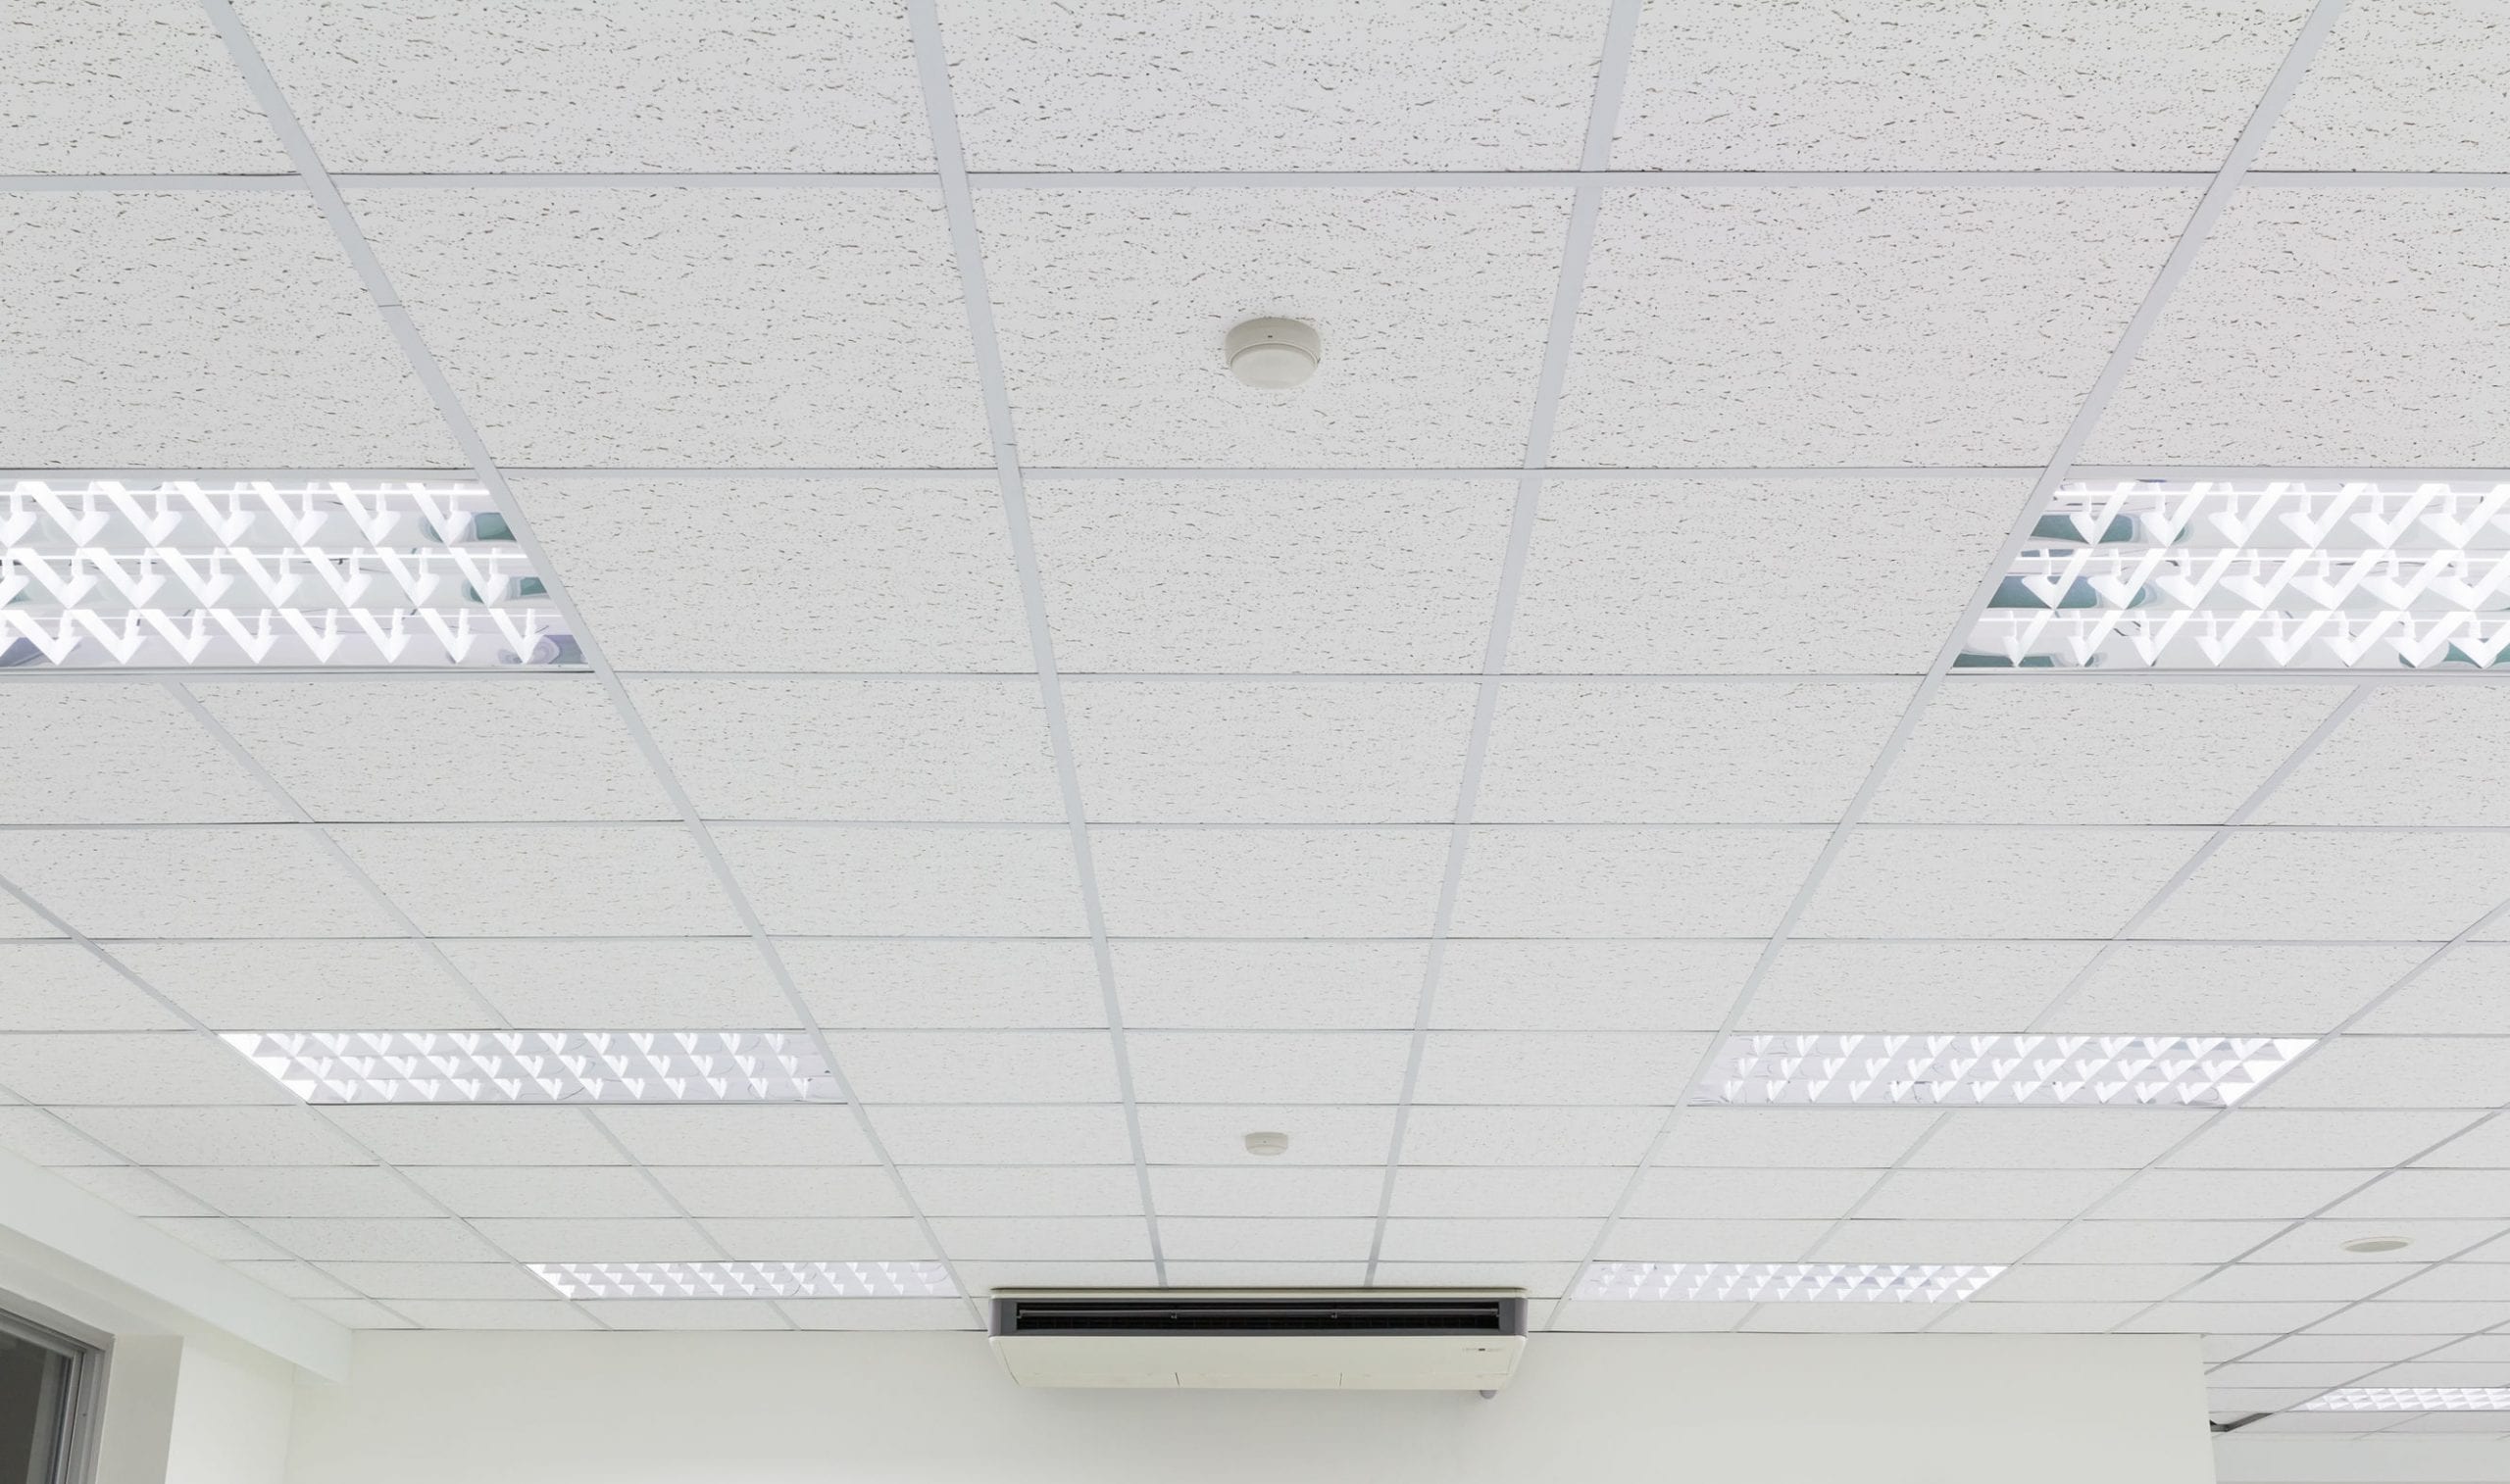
[220,1030,837,1104]
[529,1261,959,1300]
[1576,1262,2004,1303]
[1,478,572,668]
[1687,1034,2315,1109]
[2300,1388,2510,1412]
[1967,480,2510,669]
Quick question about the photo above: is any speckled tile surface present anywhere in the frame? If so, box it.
[4,0,286,172]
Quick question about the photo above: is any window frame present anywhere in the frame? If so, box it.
[0,1306,102,1484]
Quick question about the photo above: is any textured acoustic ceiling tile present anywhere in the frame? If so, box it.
[707,826,1085,937]
[1429,940,1760,1031]
[1795,827,2206,939]
[2133,830,2510,942]
[2262,0,2510,170]
[5,0,286,172]
[0,685,273,824]
[332,824,745,937]
[2258,688,2510,825]
[1447,827,1830,937]
[1109,941,1425,1031]
[1089,827,1451,938]
[2042,944,2428,1036]
[1738,940,2103,1030]
[0,827,400,940]
[113,940,482,1030]
[431,939,799,1029]
[778,940,1107,1031]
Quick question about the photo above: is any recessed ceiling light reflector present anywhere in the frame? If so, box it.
[1966,480,2510,669]
[1577,1262,2001,1303]
[1687,1034,2313,1109]
[2300,1388,2510,1412]
[1,479,572,668]
[221,1030,835,1104]
[530,1261,956,1300]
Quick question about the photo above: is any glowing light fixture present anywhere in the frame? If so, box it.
[220,1030,834,1104]
[1687,1034,2313,1109]
[2301,1388,2510,1412]
[1577,1262,2001,1303]
[530,1261,957,1300]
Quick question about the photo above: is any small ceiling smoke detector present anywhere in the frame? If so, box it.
[1226,318,1320,389]
[1243,1131,1289,1157]
[2340,1236,2413,1254]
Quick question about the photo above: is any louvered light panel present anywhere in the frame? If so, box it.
[1688,1034,2314,1108]
[222,1030,837,1104]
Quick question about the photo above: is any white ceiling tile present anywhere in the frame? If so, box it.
[351,189,985,466]
[386,1300,597,1331]
[0,685,272,824]
[1477,682,1914,824]
[1389,1166,1632,1219]
[1852,1168,2131,1222]
[244,1217,505,1263]
[2167,1111,2485,1170]
[2123,1301,2352,1334]
[1449,827,1827,937]
[226,1260,357,1301]
[2250,1333,2455,1362]
[1026,480,1513,673]
[783,1298,975,1331]
[653,1167,904,1220]
[1910,1111,2218,1170]
[900,1166,1141,1218]
[953,1261,1159,1292]
[240,0,927,171]
[0,944,182,1031]
[1149,1165,1382,1218]
[2421,1334,2510,1362]
[57,1165,215,1217]
[2384,1264,2510,1302]
[2311,1301,2510,1333]
[2356,948,2510,1035]
[712,826,1084,937]
[513,479,1031,672]
[2137,831,2510,942]
[161,1165,433,1219]
[433,939,798,1028]
[2329,1170,2510,1220]
[1508,480,2031,674]
[940,0,1601,169]
[1132,1104,1394,1165]
[321,1261,578,1302]
[1062,681,1475,824]
[191,680,672,823]
[2101,1168,2381,1221]
[1549,1300,1751,1332]
[1872,684,2345,825]
[1932,1302,2149,1333]
[0,1109,119,1165]
[1400,1106,1668,1167]
[60,1106,365,1166]
[575,1300,784,1331]
[0,827,398,939]
[628,679,1063,823]
[866,1104,1133,1165]
[0,193,457,465]
[2418,1116,2510,1168]
[593,1106,879,1167]
[323,1107,626,1168]
[2259,689,2510,826]
[2248,1039,2510,1111]
[2083,190,2510,465]
[781,940,1105,1031]
[1091,828,1447,938]
[1112,942,1422,1031]
[466,1217,717,1261]
[1378,1217,1602,1262]
[2182,1264,2415,1302]
[1595,1219,1834,1261]
[0,893,61,941]
[1554,191,2192,465]
[1975,1264,2213,1303]
[1158,1261,1370,1287]
[335,824,743,937]
[1158,1217,1375,1262]
[2256,1218,2502,1262]
[1431,941,1757,1031]
[0,1032,286,1107]
[2047,944,2429,1037]
[117,940,481,1030]
[1413,1032,1711,1107]
[1127,1031,1409,1105]
[1375,1262,1582,1298]
[2029,1220,2289,1264]
[1740,941,2101,1030]
[1810,1219,2064,1264]
[977,190,1568,467]
[838,1030,1121,1104]
[1615,0,2305,170]
[2263,0,2510,169]
[1799,827,2203,938]
[698,1218,932,1259]
[401,1166,676,1220]
[1666,1108,1940,1168]
[925,1216,1154,1261]
[1620,1166,1882,1221]
[5,0,285,171]
[148,1216,293,1261]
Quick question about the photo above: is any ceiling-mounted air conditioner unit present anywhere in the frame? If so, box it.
[986,1289,1529,1391]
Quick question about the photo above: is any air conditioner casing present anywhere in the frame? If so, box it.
[986,1289,1528,1391]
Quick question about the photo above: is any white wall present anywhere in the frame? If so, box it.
[284,1331,2215,1484]
[163,1335,295,1484]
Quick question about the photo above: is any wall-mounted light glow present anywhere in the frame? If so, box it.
[221,1030,835,1104]
[1687,1034,2313,1108]
[2300,1388,2510,1411]
[529,1261,957,1300]
[1577,1262,2002,1303]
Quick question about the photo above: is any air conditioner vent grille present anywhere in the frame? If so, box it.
[991,1294,1524,1338]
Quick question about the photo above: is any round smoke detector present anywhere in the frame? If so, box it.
[1242,1130,1290,1157]
[2339,1235,2412,1254]
[1226,318,1320,389]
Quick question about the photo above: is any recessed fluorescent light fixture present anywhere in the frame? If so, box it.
[2300,1388,2510,1412]
[1577,1262,2001,1303]
[1,478,574,668]
[1687,1034,2313,1109]
[530,1261,957,1300]
[1964,479,2510,669]
[221,1030,836,1104]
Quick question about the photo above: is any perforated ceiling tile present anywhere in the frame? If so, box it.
[2083,191,2510,466]
[190,680,670,821]
[511,480,1034,673]
[975,189,1570,467]
[236,0,928,171]
[1059,680,1478,823]
[1390,1165,1634,1220]
[778,940,1105,1031]
[1399,1106,1670,1167]
[595,1105,882,1167]
[1664,1108,1940,1169]
[1853,1167,2131,1222]
[2042,944,2428,1037]
[2260,689,2510,823]
[835,1031,1122,1105]
[1551,191,2193,466]
[0,827,400,940]
[332,824,744,937]
[0,194,459,467]
[1089,827,1450,938]
[1905,1109,2215,1169]
[1612,0,2307,170]
[706,826,1086,937]
[0,943,180,1032]
[1739,941,2103,1031]
[2263,0,2510,169]
[1795,827,2204,939]
[1110,942,1424,1031]
[900,1165,1142,1219]
[1620,1166,1882,1222]
[1430,941,1759,1031]
[59,1105,368,1167]
[2134,830,2510,942]
[1448,827,1829,938]
[2163,1110,2487,1170]
[649,1166,905,1220]
[1872,683,2344,823]
[0,894,62,941]
[241,1217,508,1264]
[864,1104,1134,1166]
[350,190,987,467]
[1132,1103,1396,1165]
[2248,1039,2510,1111]
[1127,1030,1410,1105]
[1025,480,1515,673]
[0,685,271,823]
[2355,947,2510,1034]
[1476,682,1915,823]
[432,940,800,1030]
[324,1106,628,1167]
[1150,1164,1382,1218]
[5,0,286,171]
[939,0,1603,170]
[1412,1032,1715,1107]
[627,679,1064,823]
[407,1166,678,1220]
[112,940,483,1029]
[1506,480,2030,674]
[161,1164,437,1220]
